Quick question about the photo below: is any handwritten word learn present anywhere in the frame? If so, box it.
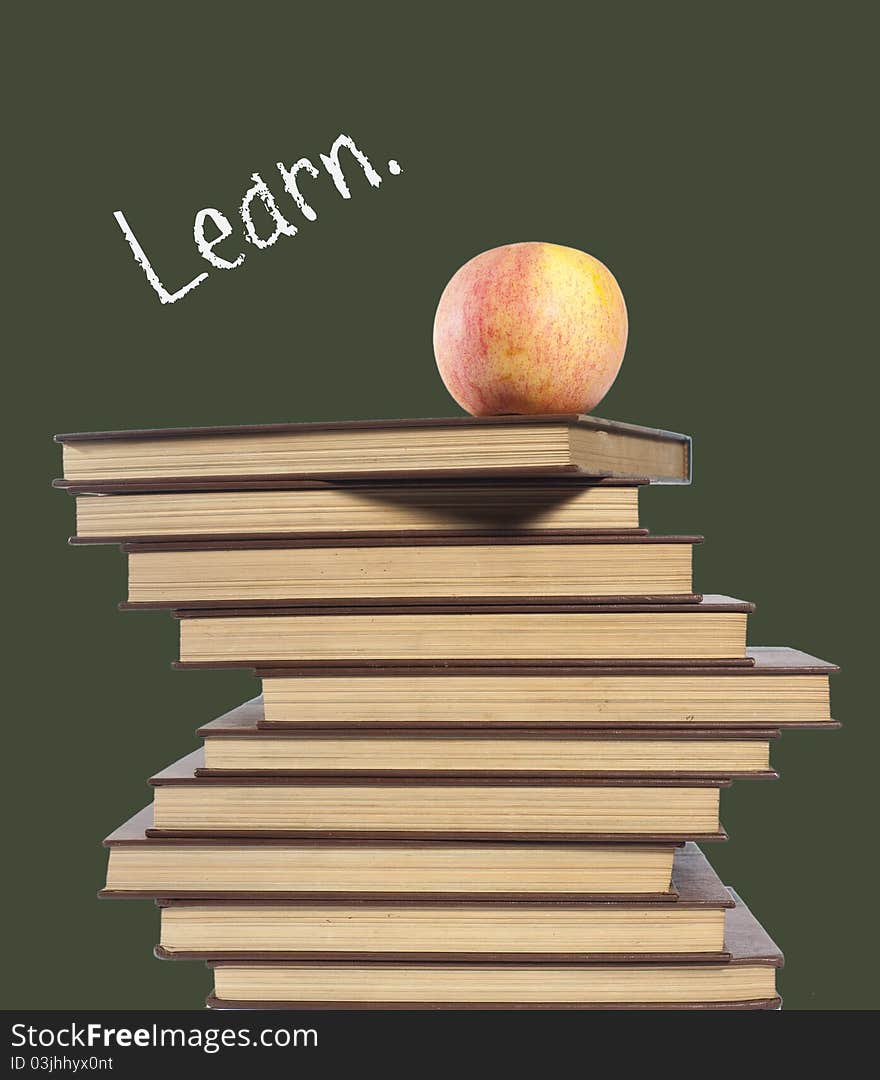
[114,133,402,305]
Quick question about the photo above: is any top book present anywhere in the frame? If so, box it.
[54,416,691,489]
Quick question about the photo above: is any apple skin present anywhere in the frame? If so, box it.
[432,242,628,416]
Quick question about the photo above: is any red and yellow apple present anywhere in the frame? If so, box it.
[432,242,628,415]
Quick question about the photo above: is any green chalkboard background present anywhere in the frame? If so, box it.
[6,5,875,1009]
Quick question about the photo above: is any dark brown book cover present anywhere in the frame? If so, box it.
[100,804,685,902]
[172,593,750,618]
[208,995,781,1011]
[204,888,781,1010]
[152,844,733,963]
[56,415,691,443]
[146,748,729,842]
[195,696,779,779]
[59,474,652,496]
[79,527,652,546]
[123,532,699,552]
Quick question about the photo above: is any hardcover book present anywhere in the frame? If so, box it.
[254,646,837,729]
[102,806,682,900]
[121,533,700,606]
[54,415,691,487]
[172,595,753,666]
[70,478,645,542]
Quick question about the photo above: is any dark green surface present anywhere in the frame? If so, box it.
[7,5,875,1009]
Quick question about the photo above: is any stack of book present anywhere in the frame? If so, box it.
[55,415,838,1010]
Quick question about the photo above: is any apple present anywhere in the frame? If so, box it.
[433,242,628,415]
